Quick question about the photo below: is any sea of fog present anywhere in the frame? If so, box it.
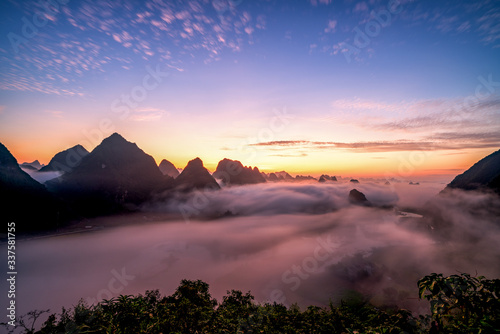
[2,181,500,324]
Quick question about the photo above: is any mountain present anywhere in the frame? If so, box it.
[159,159,180,178]
[267,173,279,181]
[47,133,171,215]
[296,175,316,181]
[348,189,369,205]
[173,158,220,191]
[318,175,337,182]
[445,149,500,194]
[212,158,266,185]
[275,171,294,181]
[39,145,89,173]
[20,160,44,170]
[0,142,62,231]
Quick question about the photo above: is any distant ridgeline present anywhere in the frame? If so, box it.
[1,133,499,232]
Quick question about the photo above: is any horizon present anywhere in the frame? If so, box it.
[1,0,499,179]
[11,130,479,183]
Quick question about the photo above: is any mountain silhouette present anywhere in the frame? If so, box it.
[173,158,220,192]
[296,175,316,181]
[159,159,180,178]
[0,142,62,231]
[20,160,44,170]
[47,133,171,215]
[213,158,266,185]
[319,175,337,182]
[275,171,294,181]
[39,145,89,173]
[267,173,279,181]
[348,189,370,205]
[445,149,500,194]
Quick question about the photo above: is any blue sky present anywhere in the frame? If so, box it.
[0,0,499,177]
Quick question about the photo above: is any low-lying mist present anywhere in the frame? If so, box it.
[3,181,500,321]
[20,168,62,184]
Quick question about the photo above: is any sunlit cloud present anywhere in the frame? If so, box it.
[128,108,167,122]
[250,135,500,152]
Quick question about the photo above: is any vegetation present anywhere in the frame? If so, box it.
[3,273,499,334]
[418,273,500,333]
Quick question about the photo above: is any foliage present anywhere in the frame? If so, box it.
[2,273,498,333]
[418,272,500,333]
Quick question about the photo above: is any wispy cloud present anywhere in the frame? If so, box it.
[252,140,310,147]
[250,137,500,153]
[309,0,332,6]
[44,110,64,118]
[128,108,167,122]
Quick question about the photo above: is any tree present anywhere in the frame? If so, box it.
[418,272,500,333]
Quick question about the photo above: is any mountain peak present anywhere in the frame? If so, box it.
[213,158,266,185]
[185,157,204,170]
[101,133,128,145]
[159,159,180,178]
[39,144,89,173]
[174,157,220,191]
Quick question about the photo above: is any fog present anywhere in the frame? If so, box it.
[20,168,62,184]
[2,181,500,324]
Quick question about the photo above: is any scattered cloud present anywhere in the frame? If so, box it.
[1,0,257,95]
[309,0,332,6]
[324,20,337,33]
[353,1,369,13]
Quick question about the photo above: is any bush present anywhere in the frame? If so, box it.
[3,273,498,333]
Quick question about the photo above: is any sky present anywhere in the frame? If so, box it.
[0,0,499,179]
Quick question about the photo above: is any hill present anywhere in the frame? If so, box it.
[0,142,62,231]
[445,149,500,194]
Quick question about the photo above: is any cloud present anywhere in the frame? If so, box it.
[13,181,500,319]
[1,0,257,95]
[477,9,500,46]
[128,108,167,122]
[251,140,310,147]
[324,20,337,33]
[327,95,500,142]
[353,1,369,13]
[309,0,332,6]
[331,98,404,113]
[249,137,500,153]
